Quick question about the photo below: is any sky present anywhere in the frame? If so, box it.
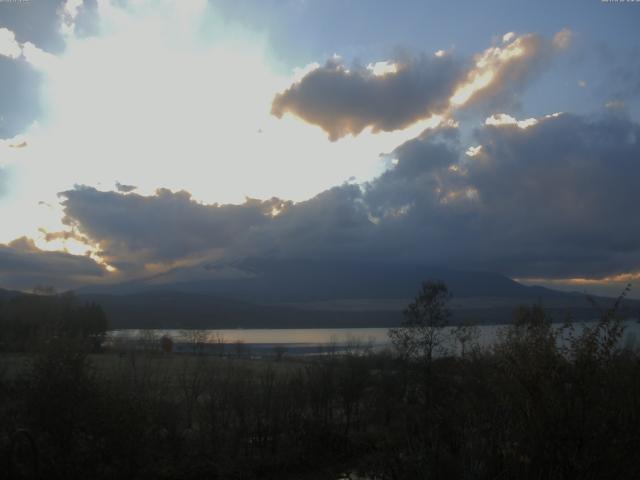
[1,0,640,297]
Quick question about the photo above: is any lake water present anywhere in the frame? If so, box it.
[108,321,640,356]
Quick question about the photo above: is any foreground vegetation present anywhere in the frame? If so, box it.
[1,285,639,479]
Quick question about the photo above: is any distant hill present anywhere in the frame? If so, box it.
[81,257,568,301]
[0,288,28,302]
[71,257,639,329]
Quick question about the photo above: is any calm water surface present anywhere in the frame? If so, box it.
[108,321,640,355]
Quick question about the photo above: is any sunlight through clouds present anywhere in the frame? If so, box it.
[2,0,419,252]
[485,113,538,129]
[485,112,564,129]
[448,32,539,108]
[366,61,398,77]
[1,1,635,296]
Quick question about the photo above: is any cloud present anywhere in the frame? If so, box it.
[60,0,85,36]
[254,184,376,259]
[448,32,565,112]
[0,166,7,197]
[38,228,89,244]
[5,0,366,210]
[272,54,464,140]
[360,110,640,278]
[272,31,568,141]
[115,181,137,193]
[0,1,100,140]
[59,186,292,273]
[0,2,65,58]
[460,111,640,277]
[265,110,640,279]
[57,183,380,275]
[0,27,21,59]
[52,110,640,283]
[0,236,106,290]
[0,0,98,53]
[552,28,572,51]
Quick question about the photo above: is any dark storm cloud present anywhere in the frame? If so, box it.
[59,187,292,272]
[364,127,460,219]
[0,236,106,290]
[271,54,465,140]
[59,184,377,274]
[459,111,640,277]
[256,184,376,258]
[57,111,640,280]
[263,110,640,278]
[359,111,640,278]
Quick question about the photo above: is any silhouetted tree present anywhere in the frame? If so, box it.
[0,292,108,352]
[452,320,480,357]
[389,280,451,363]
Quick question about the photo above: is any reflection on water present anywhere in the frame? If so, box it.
[108,321,640,356]
[111,327,392,346]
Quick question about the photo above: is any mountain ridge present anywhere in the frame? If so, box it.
[40,257,636,328]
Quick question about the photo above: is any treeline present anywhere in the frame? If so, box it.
[0,285,639,479]
[0,291,108,352]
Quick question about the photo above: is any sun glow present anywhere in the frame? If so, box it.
[0,7,575,285]
[367,61,398,77]
[465,145,483,157]
[448,32,534,109]
[485,113,538,129]
[2,0,423,251]
[521,272,640,286]
[485,112,563,129]
[450,70,495,106]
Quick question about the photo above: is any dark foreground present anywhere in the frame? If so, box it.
[1,308,640,479]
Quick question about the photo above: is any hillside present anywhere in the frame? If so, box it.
[68,258,639,329]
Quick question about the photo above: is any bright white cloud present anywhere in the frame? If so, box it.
[366,60,398,76]
[485,113,538,129]
[485,112,563,129]
[465,145,483,157]
[502,32,516,44]
[0,27,22,59]
[60,0,84,36]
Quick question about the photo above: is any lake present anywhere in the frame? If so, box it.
[107,320,640,356]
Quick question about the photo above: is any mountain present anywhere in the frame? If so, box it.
[0,287,29,302]
[73,258,638,329]
[81,257,566,301]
